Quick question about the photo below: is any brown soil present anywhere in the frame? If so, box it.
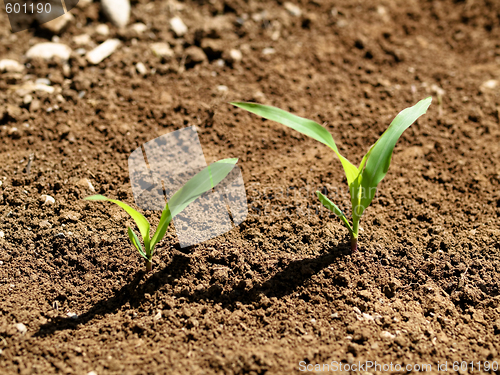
[1,0,500,374]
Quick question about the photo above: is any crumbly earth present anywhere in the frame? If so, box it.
[1,0,500,374]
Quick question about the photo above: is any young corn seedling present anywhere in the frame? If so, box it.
[85,158,238,272]
[232,98,431,253]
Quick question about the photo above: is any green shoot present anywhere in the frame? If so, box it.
[231,98,431,253]
[85,158,238,271]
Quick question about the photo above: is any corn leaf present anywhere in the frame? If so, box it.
[358,97,432,214]
[316,191,354,237]
[84,194,151,252]
[231,102,359,185]
[150,204,172,252]
[128,227,148,260]
[168,158,238,218]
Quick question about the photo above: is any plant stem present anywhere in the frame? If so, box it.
[146,259,152,272]
[350,236,358,254]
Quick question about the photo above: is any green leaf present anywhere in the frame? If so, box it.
[128,227,148,260]
[149,158,238,252]
[358,97,432,214]
[231,102,359,185]
[316,191,354,237]
[84,195,151,253]
[150,204,172,252]
[168,158,238,218]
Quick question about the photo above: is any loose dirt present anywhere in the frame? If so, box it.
[1,0,500,374]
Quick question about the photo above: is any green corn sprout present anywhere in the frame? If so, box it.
[85,158,238,271]
[231,98,431,253]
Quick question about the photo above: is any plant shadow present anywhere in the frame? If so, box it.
[185,240,351,306]
[34,252,191,338]
[35,241,350,337]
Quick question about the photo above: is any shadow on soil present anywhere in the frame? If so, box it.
[35,242,350,337]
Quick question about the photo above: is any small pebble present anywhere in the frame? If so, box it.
[262,47,275,55]
[26,43,72,61]
[73,34,91,46]
[131,23,147,34]
[67,312,78,319]
[0,59,24,73]
[40,194,55,205]
[229,49,242,61]
[480,79,498,91]
[86,39,121,64]
[15,323,27,334]
[170,16,187,37]
[23,95,33,105]
[217,85,228,92]
[77,178,95,192]
[0,230,4,238]
[135,62,147,75]
[95,24,110,36]
[101,0,130,28]
[284,2,302,17]
[150,42,174,59]
[35,78,51,86]
[380,330,395,339]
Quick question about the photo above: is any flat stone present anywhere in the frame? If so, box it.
[135,62,147,75]
[0,59,24,73]
[86,39,121,64]
[26,43,72,61]
[184,46,206,66]
[101,0,130,28]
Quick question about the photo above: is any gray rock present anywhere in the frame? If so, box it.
[101,0,130,28]
[26,43,72,61]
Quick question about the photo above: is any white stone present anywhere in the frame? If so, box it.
[150,42,174,58]
[101,0,130,28]
[284,2,302,17]
[23,95,33,105]
[41,194,55,205]
[135,62,147,75]
[131,23,147,34]
[170,16,187,37]
[380,330,395,339]
[15,82,55,96]
[86,39,121,64]
[95,24,110,36]
[0,231,4,238]
[0,59,24,73]
[217,85,228,92]
[480,79,498,90]
[87,372,98,375]
[26,43,71,61]
[15,323,27,334]
[229,49,242,61]
[262,47,275,55]
[73,34,91,45]
[67,312,78,319]
[38,9,74,34]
